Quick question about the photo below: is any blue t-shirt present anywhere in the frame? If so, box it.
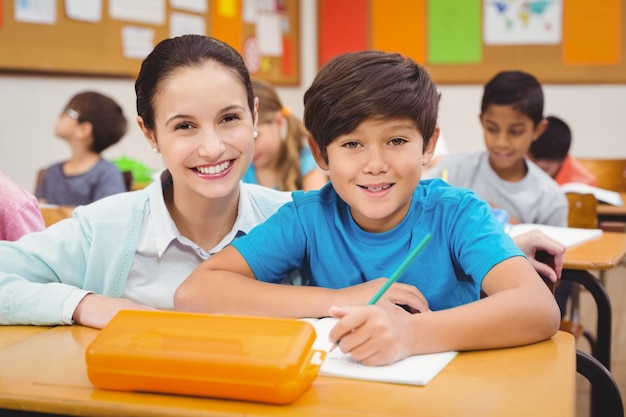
[232,179,524,311]
[36,159,127,206]
[242,146,318,188]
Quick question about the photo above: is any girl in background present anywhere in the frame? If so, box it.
[243,79,328,191]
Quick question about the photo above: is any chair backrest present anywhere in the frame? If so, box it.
[39,205,75,227]
[122,170,133,191]
[576,349,624,417]
[566,192,598,229]
[35,168,46,192]
[577,158,626,192]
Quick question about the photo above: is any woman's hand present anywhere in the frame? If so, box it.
[72,293,157,329]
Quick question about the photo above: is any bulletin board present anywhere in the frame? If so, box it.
[0,0,300,85]
[0,0,173,77]
[318,0,626,85]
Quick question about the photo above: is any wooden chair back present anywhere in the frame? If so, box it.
[577,158,626,192]
[39,205,75,227]
[561,193,599,342]
[566,192,598,229]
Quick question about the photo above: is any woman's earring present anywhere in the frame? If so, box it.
[153,147,159,153]
[253,131,258,139]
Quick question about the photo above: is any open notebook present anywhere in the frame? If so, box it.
[560,182,623,206]
[302,317,457,386]
[507,223,602,248]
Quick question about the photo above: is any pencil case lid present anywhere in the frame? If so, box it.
[85,310,325,404]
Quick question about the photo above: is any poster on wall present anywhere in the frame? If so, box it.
[483,0,562,45]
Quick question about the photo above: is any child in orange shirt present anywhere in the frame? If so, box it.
[528,115,597,186]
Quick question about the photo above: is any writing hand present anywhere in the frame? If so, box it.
[327,305,417,366]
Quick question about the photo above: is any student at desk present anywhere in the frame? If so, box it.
[423,71,568,227]
[175,51,561,366]
[36,91,128,206]
[0,35,290,329]
[528,115,598,186]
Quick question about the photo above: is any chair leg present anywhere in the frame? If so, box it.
[577,349,624,417]
[561,269,612,370]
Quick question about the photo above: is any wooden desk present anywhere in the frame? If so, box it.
[597,193,626,226]
[564,231,626,271]
[561,231,626,371]
[0,326,575,417]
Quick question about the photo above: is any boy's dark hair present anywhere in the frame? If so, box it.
[303,50,440,162]
[528,115,571,161]
[66,91,127,153]
[481,70,544,126]
[136,34,254,132]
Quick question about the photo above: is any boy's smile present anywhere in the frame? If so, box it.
[317,118,436,233]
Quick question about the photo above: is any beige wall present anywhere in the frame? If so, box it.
[2,0,625,191]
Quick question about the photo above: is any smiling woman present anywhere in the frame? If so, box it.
[0,35,292,329]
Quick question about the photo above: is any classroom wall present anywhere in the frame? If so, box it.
[1,0,625,192]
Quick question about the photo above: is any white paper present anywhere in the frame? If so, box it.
[170,12,206,37]
[305,318,457,386]
[121,26,154,59]
[256,0,276,12]
[14,0,56,25]
[508,224,602,249]
[109,0,165,25]
[170,0,208,13]
[65,0,101,22]
[560,183,624,206]
[242,0,257,23]
[256,13,283,57]
[483,0,562,45]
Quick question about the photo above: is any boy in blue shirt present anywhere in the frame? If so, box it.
[175,51,561,366]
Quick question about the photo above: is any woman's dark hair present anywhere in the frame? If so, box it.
[135,35,254,130]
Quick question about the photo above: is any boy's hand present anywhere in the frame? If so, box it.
[328,305,417,366]
[337,278,429,314]
[72,293,157,329]
[512,229,565,284]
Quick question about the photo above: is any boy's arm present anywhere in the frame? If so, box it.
[174,245,430,317]
[327,256,560,366]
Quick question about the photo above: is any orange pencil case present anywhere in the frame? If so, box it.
[85,310,325,404]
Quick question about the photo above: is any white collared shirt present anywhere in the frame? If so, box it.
[123,178,269,309]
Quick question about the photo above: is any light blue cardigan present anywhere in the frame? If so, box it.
[0,180,290,325]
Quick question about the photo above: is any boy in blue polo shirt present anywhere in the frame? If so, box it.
[175,51,560,366]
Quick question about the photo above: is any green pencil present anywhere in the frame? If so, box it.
[367,233,432,305]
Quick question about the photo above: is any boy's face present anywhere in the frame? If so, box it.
[480,104,547,181]
[309,117,438,233]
